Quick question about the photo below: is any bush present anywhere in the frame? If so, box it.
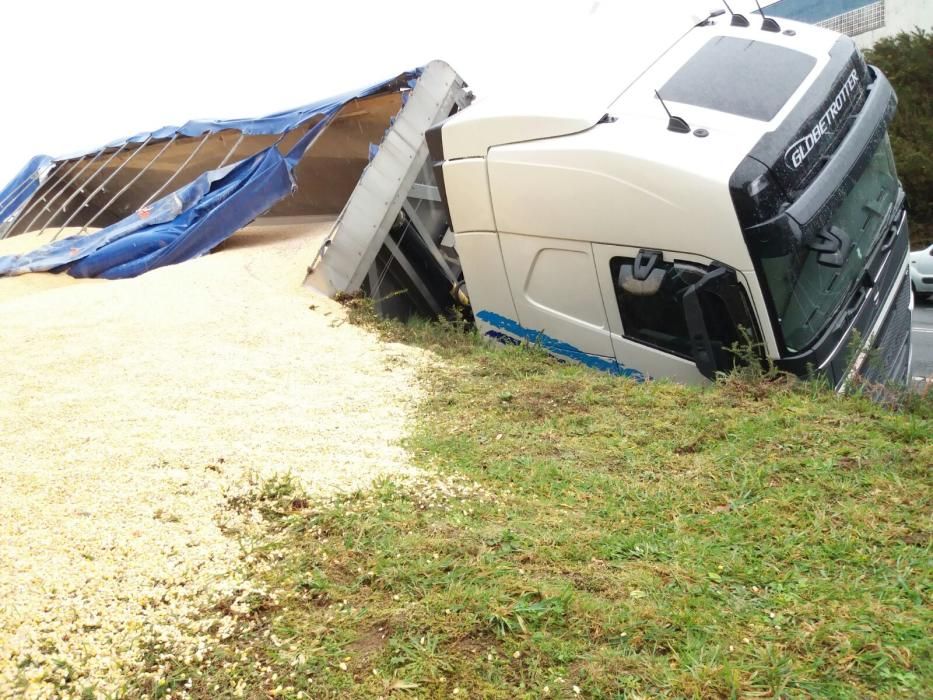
[865,28,933,246]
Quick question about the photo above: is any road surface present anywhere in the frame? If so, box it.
[911,299,933,381]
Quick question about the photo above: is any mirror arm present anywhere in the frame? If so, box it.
[683,266,730,380]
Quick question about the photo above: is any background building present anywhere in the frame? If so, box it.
[765,0,933,47]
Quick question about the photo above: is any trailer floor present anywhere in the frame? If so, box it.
[0,219,427,696]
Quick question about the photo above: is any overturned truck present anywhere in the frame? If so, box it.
[0,5,915,388]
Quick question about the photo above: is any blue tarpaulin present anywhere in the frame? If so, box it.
[54,71,418,159]
[0,70,418,279]
[0,144,296,279]
[0,155,52,223]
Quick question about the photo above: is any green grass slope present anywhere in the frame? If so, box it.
[131,320,931,699]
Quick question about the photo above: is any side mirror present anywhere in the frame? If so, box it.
[683,267,729,379]
[682,265,761,380]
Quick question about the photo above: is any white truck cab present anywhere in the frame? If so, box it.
[426,6,912,387]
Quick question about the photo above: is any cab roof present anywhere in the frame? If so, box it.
[438,1,713,160]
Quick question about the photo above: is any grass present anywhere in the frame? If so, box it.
[126,306,931,699]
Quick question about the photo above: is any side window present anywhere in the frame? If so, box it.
[609,252,757,369]
[609,254,704,359]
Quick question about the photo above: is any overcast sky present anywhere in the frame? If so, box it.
[0,0,728,180]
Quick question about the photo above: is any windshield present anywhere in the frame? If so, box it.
[757,134,899,352]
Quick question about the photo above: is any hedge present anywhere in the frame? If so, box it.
[865,28,933,246]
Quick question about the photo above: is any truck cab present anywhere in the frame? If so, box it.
[427,8,911,387]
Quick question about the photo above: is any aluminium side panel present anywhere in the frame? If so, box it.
[306,61,467,294]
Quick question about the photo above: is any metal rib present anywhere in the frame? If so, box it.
[18,147,117,236]
[0,170,45,214]
[4,158,83,237]
[36,144,134,234]
[50,137,153,237]
[216,132,246,170]
[138,132,212,210]
[68,136,179,239]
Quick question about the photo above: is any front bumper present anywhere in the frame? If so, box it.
[847,269,913,387]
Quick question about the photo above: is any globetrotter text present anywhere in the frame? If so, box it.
[784,68,861,171]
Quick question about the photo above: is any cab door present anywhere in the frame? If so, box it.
[593,243,715,384]
[498,233,618,369]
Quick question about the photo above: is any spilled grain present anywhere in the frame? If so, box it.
[0,219,427,697]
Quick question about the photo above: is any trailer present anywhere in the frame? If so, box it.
[0,3,913,388]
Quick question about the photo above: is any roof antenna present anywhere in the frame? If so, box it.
[722,1,749,27]
[655,91,690,134]
[754,0,781,32]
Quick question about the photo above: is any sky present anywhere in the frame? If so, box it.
[0,0,728,180]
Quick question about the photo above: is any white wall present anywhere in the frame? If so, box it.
[856,0,933,48]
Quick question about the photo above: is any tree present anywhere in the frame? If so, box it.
[866,28,933,246]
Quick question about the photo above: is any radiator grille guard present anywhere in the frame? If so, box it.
[857,272,912,386]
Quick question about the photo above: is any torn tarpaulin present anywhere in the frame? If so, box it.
[0,67,420,279]
[0,116,332,279]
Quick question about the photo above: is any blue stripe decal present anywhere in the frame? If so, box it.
[476,310,644,380]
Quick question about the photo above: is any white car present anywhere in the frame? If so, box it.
[910,244,933,301]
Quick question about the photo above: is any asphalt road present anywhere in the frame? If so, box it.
[911,299,933,381]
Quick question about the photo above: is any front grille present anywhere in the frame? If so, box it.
[859,273,912,385]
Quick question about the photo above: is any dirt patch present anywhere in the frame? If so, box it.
[348,622,393,660]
